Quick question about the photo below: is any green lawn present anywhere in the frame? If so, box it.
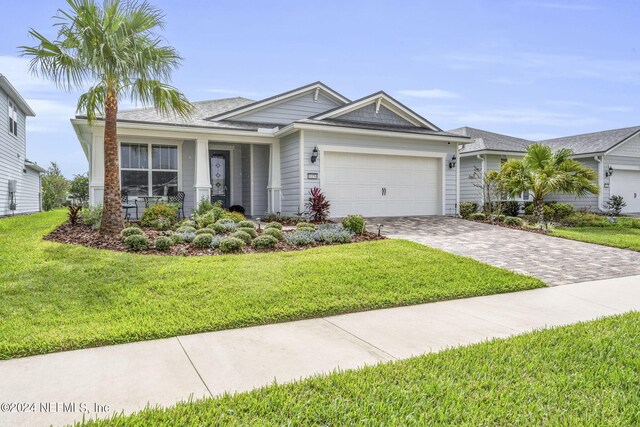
[553,226,640,251]
[0,211,542,359]
[79,312,640,426]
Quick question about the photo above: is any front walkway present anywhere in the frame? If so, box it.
[1,276,639,427]
[373,216,640,286]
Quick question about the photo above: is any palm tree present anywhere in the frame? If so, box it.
[500,143,599,223]
[20,0,192,234]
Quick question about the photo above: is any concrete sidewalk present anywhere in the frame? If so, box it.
[1,275,639,427]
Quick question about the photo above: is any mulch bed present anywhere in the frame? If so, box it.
[469,219,551,235]
[45,222,383,256]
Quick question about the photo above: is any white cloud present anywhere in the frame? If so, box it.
[397,89,460,99]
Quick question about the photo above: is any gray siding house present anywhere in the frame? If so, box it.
[73,82,471,218]
[453,126,640,214]
[0,74,43,217]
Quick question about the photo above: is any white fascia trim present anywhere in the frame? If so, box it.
[317,144,447,159]
[312,93,437,130]
[604,129,640,155]
[459,150,526,158]
[210,83,350,121]
[276,123,471,144]
[609,163,640,171]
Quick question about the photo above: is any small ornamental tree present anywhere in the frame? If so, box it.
[605,195,626,216]
[306,187,330,222]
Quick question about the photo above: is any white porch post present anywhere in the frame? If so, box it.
[194,138,211,207]
[267,140,281,213]
[89,132,104,206]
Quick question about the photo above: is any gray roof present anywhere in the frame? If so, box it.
[450,127,532,154]
[303,118,468,139]
[539,126,640,155]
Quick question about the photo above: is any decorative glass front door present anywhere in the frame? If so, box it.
[210,150,231,207]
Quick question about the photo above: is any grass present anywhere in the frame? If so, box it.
[553,226,640,251]
[0,211,543,359]
[79,312,640,426]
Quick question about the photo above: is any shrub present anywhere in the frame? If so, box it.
[285,230,316,246]
[605,195,626,216]
[210,235,224,249]
[502,201,521,217]
[120,226,144,238]
[141,203,178,228]
[219,237,245,253]
[262,213,298,224]
[124,234,149,251]
[81,204,103,229]
[492,214,506,223]
[67,205,82,225]
[168,232,185,244]
[237,220,255,229]
[194,210,217,229]
[176,225,197,234]
[265,221,282,230]
[192,233,214,249]
[630,219,640,229]
[503,216,524,226]
[342,215,365,234]
[252,235,278,249]
[229,205,245,214]
[213,218,237,234]
[468,212,486,221]
[177,219,196,228]
[551,203,574,221]
[231,230,252,244]
[222,211,245,223]
[315,225,352,244]
[296,222,315,230]
[561,212,611,227]
[523,202,534,216]
[180,231,196,243]
[238,227,257,238]
[149,216,172,231]
[195,228,216,236]
[459,202,478,219]
[523,215,537,225]
[262,228,283,240]
[193,199,218,216]
[306,187,330,222]
[154,236,173,251]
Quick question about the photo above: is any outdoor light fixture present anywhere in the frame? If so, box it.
[377,224,384,237]
[449,155,457,169]
[311,146,319,163]
[605,165,614,177]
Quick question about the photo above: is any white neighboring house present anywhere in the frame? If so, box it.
[72,82,472,218]
[453,126,640,214]
[0,74,43,217]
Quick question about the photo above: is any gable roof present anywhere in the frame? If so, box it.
[0,74,35,117]
[294,118,468,139]
[311,91,441,131]
[449,127,532,154]
[539,125,640,155]
[206,82,350,122]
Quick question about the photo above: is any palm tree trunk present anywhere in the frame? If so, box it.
[534,198,544,224]
[100,89,124,234]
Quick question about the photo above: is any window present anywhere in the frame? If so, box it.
[120,143,178,197]
[8,100,18,137]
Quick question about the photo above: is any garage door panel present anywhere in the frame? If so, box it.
[322,151,442,217]
[610,170,640,212]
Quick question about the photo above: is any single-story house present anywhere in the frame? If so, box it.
[0,74,43,217]
[453,126,640,214]
[72,82,472,218]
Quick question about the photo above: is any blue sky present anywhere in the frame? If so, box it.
[1,0,639,177]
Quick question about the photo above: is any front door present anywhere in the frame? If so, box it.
[210,150,231,207]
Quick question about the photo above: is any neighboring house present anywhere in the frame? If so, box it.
[73,82,471,218]
[0,74,43,217]
[453,126,640,214]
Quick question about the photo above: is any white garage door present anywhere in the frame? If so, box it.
[610,170,640,213]
[322,151,442,217]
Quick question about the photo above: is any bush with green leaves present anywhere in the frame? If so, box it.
[560,212,611,227]
[237,227,257,238]
[261,227,283,240]
[231,230,252,244]
[141,203,178,228]
[176,225,196,234]
[222,211,245,223]
[210,235,224,249]
[459,202,478,219]
[341,215,365,234]
[120,226,144,238]
[149,216,172,231]
[192,233,214,249]
[296,221,315,230]
[605,195,626,216]
[219,237,245,253]
[252,235,278,249]
[314,225,352,244]
[503,216,524,226]
[154,236,173,251]
[81,204,103,229]
[264,221,282,230]
[492,214,506,223]
[468,212,486,221]
[285,230,316,246]
[502,201,521,217]
[124,234,149,251]
[193,199,222,216]
[195,228,216,236]
[551,203,574,221]
[168,232,185,244]
[177,219,196,228]
[213,219,237,234]
[524,202,534,216]
[237,220,255,229]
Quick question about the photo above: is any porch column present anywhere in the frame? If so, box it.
[267,140,282,213]
[89,132,104,206]
[194,138,211,207]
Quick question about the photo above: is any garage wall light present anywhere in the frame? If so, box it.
[449,155,457,169]
[311,146,319,163]
[605,165,613,177]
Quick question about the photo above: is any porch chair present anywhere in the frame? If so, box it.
[121,192,139,221]
[167,191,186,219]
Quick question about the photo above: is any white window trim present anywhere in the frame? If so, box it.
[119,141,182,198]
[8,100,18,137]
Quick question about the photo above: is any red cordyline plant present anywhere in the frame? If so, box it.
[306,187,330,222]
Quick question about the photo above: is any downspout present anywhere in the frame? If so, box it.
[594,156,607,212]
[455,143,461,216]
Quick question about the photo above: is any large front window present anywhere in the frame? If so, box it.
[121,143,178,197]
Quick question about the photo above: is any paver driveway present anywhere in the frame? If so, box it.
[374,217,640,286]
